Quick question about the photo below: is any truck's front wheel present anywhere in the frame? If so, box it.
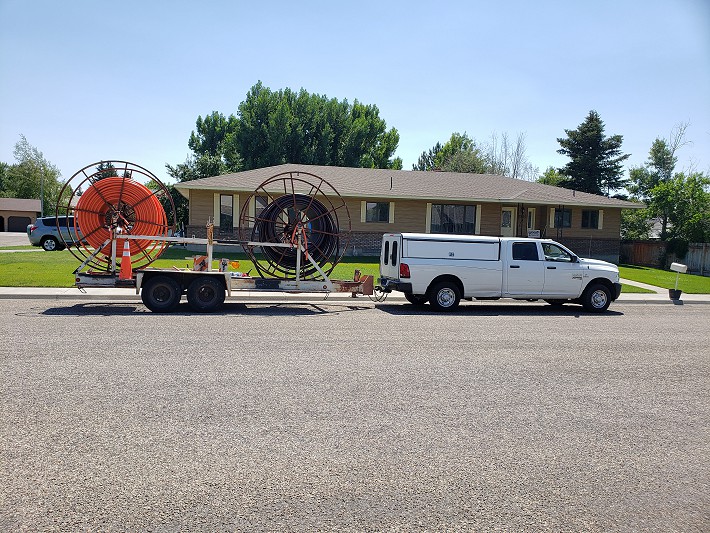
[141,275,182,313]
[581,283,611,313]
[429,281,461,311]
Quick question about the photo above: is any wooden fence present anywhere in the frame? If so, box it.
[620,241,710,276]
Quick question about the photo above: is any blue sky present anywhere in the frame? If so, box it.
[1,0,709,185]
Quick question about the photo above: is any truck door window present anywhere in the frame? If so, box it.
[384,241,390,265]
[542,243,573,262]
[391,241,398,266]
[512,242,539,261]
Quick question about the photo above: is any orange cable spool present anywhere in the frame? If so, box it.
[56,161,176,272]
[75,176,167,257]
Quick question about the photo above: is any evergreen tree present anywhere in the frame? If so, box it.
[556,110,630,196]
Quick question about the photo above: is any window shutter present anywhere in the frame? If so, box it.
[248,196,255,227]
[360,201,366,223]
[232,194,239,227]
[549,207,556,229]
[598,210,604,230]
[425,203,432,233]
[389,202,395,223]
[475,204,482,235]
[213,194,221,224]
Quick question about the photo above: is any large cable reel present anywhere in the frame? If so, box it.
[239,171,351,280]
[56,161,176,272]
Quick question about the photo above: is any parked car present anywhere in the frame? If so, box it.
[27,216,84,251]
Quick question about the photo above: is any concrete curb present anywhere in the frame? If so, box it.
[0,288,708,304]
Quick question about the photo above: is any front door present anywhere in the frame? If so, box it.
[501,207,516,237]
[541,242,584,296]
[504,241,544,296]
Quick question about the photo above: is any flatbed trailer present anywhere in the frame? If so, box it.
[74,233,374,312]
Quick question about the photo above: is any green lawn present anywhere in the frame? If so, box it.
[620,283,656,294]
[620,265,710,294]
[0,246,381,288]
[2,246,707,294]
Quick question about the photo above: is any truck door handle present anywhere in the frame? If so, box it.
[547,266,556,269]
[510,265,520,268]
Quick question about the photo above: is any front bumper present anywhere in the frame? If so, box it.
[613,282,622,300]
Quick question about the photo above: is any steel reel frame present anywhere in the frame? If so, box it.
[55,160,176,272]
[239,171,351,280]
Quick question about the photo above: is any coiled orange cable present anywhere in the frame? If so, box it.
[75,176,169,261]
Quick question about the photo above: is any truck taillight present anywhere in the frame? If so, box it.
[399,262,410,278]
[29,225,37,233]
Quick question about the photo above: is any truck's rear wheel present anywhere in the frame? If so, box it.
[581,283,611,313]
[429,281,461,311]
[187,276,225,312]
[404,293,428,306]
[141,275,182,313]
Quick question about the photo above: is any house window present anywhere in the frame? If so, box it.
[554,208,572,228]
[431,204,476,234]
[366,202,390,223]
[220,194,233,230]
[582,210,599,229]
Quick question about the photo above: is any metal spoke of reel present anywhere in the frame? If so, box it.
[239,171,351,280]
[55,161,176,272]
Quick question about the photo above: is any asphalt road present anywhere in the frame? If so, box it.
[1,299,709,531]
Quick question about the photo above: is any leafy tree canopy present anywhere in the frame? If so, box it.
[557,110,630,196]
[0,135,64,216]
[168,82,402,184]
[537,166,567,187]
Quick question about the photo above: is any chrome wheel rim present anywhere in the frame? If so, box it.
[437,288,456,308]
[591,289,608,308]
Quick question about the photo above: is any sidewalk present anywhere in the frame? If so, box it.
[0,284,708,304]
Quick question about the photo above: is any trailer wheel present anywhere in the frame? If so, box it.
[581,283,611,313]
[187,276,225,313]
[141,275,182,313]
[429,281,461,311]
[404,293,428,306]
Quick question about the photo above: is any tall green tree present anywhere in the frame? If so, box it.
[628,123,689,238]
[171,82,402,179]
[652,172,710,243]
[1,135,64,216]
[556,110,630,196]
[537,166,567,186]
[412,132,486,173]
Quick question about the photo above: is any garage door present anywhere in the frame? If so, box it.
[8,216,31,232]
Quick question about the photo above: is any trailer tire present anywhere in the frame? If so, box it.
[141,275,182,313]
[404,293,428,306]
[581,283,611,313]
[429,281,461,311]
[187,276,225,313]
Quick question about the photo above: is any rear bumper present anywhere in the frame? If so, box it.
[378,278,412,293]
[613,282,622,300]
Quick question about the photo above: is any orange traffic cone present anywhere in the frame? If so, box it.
[119,240,133,280]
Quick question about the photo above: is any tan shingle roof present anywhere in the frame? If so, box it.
[174,163,643,209]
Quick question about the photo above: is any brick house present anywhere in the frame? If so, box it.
[174,163,642,263]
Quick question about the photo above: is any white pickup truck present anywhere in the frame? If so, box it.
[378,233,622,312]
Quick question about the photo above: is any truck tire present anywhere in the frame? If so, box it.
[141,275,182,313]
[404,293,428,306]
[581,283,611,313]
[187,276,225,312]
[429,281,461,311]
